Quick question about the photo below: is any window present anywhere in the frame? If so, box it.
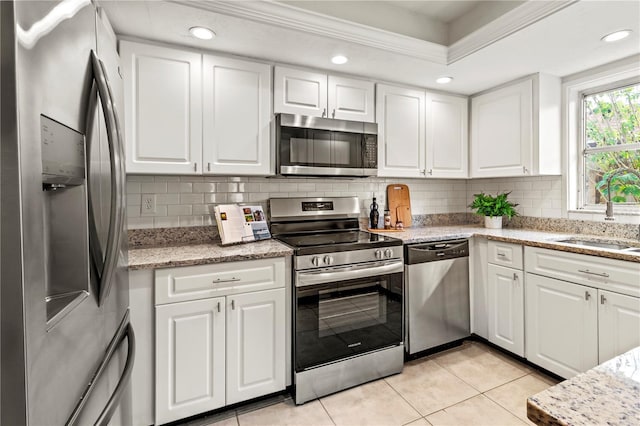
[581,82,640,208]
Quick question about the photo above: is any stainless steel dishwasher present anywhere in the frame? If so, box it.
[404,239,470,355]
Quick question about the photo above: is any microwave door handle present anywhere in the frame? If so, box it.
[90,50,126,306]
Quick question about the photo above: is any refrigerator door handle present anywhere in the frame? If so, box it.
[90,50,126,306]
[66,311,136,426]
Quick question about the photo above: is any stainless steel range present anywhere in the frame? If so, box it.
[269,197,404,405]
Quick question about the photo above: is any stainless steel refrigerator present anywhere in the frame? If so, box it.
[1,1,135,424]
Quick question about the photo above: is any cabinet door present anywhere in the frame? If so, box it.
[487,264,524,356]
[120,41,202,174]
[226,288,285,405]
[376,84,425,178]
[274,66,327,117]
[470,79,532,177]
[598,290,640,363]
[328,75,375,122]
[425,92,468,178]
[202,56,272,175]
[156,298,226,424]
[525,273,598,378]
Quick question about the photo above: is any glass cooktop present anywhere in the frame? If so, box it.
[275,230,402,255]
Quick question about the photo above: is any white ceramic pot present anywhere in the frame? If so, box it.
[484,216,503,229]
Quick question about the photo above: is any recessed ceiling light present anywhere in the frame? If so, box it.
[436,76,453,84]
[601,30,632,42]
[189,26,215,40]
[331,55,348,65]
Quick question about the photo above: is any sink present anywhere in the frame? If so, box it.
[554,239,631,251]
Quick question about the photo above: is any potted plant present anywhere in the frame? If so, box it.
[468,192,519,229]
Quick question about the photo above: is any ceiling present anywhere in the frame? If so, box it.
[100,0,640,95]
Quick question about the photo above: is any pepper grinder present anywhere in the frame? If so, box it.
[369,197,379,229]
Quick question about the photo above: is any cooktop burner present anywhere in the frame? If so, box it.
[276,230,401,255]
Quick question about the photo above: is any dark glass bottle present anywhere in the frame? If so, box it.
[369,197,379,229]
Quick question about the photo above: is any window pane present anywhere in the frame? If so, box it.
[584,150,640,205]
[584,84,640,149]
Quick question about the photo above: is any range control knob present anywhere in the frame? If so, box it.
[374,249,383,260]
[384,249,393,259]
[311,256,320,267]
[323,255,334,265]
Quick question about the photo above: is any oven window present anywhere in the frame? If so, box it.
[295,272,403,372]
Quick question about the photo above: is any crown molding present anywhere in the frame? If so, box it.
[171,0,448,64]
[172,0,578,66]
[448,0,578,64]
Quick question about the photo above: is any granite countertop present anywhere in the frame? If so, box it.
[370,225,640,263]
[128,238,293,270]
[128,225,640,270]
[527,346,640,425]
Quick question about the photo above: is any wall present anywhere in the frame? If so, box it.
[127,174,640,229]
[466,176,563,218]
[126,175,468,229]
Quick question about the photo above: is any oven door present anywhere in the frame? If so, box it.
[294,262,403,372]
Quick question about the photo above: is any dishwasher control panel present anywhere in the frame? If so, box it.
[405,239,469,264]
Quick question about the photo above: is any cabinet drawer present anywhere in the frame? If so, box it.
[488,241,523,269]
[155,258,286,305]
[525,247,640,297]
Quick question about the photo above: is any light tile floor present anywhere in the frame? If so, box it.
[185,341,559,426]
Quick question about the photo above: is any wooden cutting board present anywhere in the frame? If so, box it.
[386,184,412,228]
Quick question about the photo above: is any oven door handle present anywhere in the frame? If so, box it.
[296,260,403,287]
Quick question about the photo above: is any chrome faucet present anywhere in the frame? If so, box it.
[604,167,640,220]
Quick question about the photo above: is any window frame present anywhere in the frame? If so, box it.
[579,79,640,210]
[563,56,640,219]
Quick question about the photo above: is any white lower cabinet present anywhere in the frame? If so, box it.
[487,264,524,356]
[525,273,599,378]
[154,259,286,425]
[156,298,226,424]
[598,289,640,363]
[227,288,285,404]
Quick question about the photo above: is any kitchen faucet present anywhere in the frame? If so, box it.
[604,167,640,220]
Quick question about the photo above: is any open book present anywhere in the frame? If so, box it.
[213,204,271,245]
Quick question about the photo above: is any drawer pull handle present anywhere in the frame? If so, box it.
[497,253,506,257]
[212,277,241,284]
[578,269,609,278]
[585,291,591,301]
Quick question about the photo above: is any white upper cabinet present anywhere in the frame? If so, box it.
[425,92,468,178]
[274,66,375,122]
[274,67,327,117]
[470,74,561,178]
[376,84,425,178]
[202,55,272,175]
[328,75,375,122]
[121,40,202,174]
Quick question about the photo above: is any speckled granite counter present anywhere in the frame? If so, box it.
[526,346,640,425]
[370,225,640,263]
[128,239,293,270]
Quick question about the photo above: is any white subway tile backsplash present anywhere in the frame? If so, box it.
[167,205,192,216]
[126,175,567,229]
[140,182,167,193]
[180,193,204,204]
[193,182,216,192]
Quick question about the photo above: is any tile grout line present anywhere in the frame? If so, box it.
[382,377,426,424]
[316,397,338,426]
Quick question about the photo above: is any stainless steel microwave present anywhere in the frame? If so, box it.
[276,113,377,177]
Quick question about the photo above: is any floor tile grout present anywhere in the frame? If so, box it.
[317,397,337,426]
[383,376,426,423]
